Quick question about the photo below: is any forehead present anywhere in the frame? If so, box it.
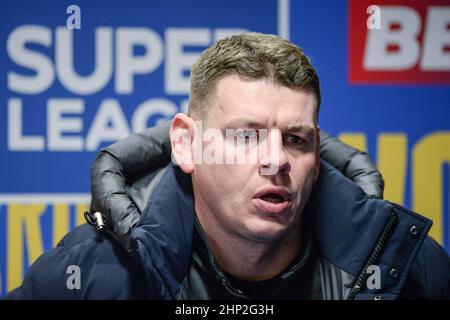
[207,75,318,129]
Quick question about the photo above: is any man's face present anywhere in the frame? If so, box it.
[190,75,320,244]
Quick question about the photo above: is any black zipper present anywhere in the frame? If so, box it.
[347,208,398,300]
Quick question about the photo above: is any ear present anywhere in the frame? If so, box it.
[170,113,196,174]
[314,125,321,182]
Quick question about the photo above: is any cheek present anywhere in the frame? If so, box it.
[198,164,257,208]
[194,164,239,195]
[291,156,318,189]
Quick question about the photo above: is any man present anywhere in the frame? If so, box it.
[6,33,449,300]
[89,121,385,259]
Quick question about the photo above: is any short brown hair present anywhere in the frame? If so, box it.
[189,32,321,119]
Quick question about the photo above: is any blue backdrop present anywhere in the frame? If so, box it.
[1,0,449,296]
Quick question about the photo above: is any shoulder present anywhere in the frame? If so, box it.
[5,224,148,299]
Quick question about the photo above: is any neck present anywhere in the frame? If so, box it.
[196,211,302,281]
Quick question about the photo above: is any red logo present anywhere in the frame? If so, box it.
[349,0,450,84]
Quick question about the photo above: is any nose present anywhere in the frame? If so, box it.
[258,129,290,176]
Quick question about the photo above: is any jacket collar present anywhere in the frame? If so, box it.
[131,161,432,300]
[307,161,432,299]
[131,163,195,299]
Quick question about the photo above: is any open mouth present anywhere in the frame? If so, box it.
[260,193,286,204]
[253,188,292,214]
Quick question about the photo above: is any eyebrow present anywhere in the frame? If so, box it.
[224,118,266,129]
[223,117,316,135]
[286,124,316,136]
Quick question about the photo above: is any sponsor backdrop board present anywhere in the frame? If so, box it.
[0,0,449,296]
